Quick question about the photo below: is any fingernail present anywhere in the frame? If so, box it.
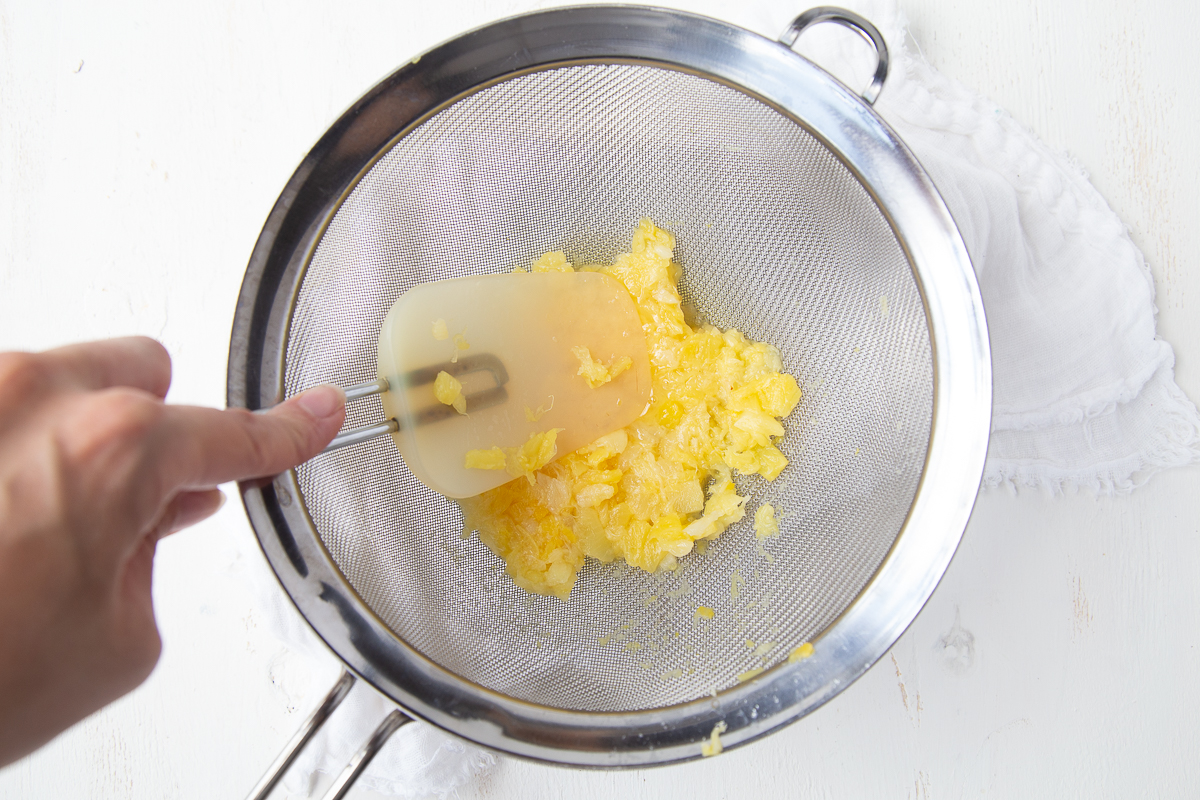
[296,385,345,419]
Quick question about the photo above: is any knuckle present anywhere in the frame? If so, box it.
[67,388,166,469]
[229,407,269,462]
[132,335,168,359]
[277,411,316,466]
[0,351,53,397]
[239,407,310,476]
[286,418,314,462]
[91,388,163,439]
[255,412,299,470]
[131,337,172,392]
[109,627,163,696]
[133,629,163,677]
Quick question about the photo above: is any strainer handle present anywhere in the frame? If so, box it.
[245,669,415,800]
[779,7,890,105]
[320,709,413,800]
[245,670,356,800]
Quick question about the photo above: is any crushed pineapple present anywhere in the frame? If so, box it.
[701,721,728,757]
[465,429,564,483]
[451,330,470,364]
[736,668,764,683]
[788,642,815,663]
[694,606,715,620]
[459,219,801,600]
[572,346,634,388]
[525,398,553,422]
[464,447,506,470]
[753,503,779,539]
[434,370,466,414]
[508,428,563,481]
[751,641,776,657]
[431,318,449,340]
[532,251,573,273]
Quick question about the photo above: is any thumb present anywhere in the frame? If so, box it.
[161,385,347,488]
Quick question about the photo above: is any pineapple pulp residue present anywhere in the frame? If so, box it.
[525,396,554,422]
[464,447,506,471]
[753,503,779,539]
[450,330,470,363]
[434,370,466,415]
[458,220,801,600]
[573,345,634,388]
[701,721,728,757]
[788,642,815,662]
[465,430,563,482]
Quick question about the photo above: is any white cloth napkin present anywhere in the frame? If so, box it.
[236,2,1200,797]
[794,0,1200,492]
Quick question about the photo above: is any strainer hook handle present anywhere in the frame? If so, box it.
[245,670,356,800]
[319,709,413,800]
[779,7,890,105]
[245,668,415,800]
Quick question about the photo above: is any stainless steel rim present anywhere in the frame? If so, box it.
[227,5,990,768]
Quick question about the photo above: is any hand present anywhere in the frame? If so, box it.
[0,336,345,765]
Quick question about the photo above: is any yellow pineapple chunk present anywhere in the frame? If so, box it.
[508,428,563,482]
[572,346,634,388]
[464,429,563,481]
[700,721,727,757]
[754,503,779,539]
[464,447,506,470]
[532,251,573,273]
[788,642,815,662]
[433,370,466,415]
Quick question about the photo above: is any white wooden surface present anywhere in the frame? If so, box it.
[1,0,1198,796]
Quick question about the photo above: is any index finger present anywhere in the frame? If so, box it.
[157,385,346,488]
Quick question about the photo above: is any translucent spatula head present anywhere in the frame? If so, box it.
[375,271,651,498]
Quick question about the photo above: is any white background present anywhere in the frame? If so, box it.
[1,0,1198,797]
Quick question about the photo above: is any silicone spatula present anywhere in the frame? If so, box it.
[323,271,650,498]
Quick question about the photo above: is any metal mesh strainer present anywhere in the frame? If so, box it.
[230,5,989,791]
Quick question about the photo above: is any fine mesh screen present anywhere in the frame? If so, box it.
[284,63,932,712]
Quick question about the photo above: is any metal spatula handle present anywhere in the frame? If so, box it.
[319,352,511,455]
[323,379,397,454]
